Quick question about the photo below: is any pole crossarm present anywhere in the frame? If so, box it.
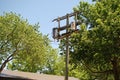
[57,21,82,31]
[56,29,79,39]
[52,11,80,22]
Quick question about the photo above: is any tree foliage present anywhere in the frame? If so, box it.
[42,48,65,75]
[0,12,54,73]
[60,0,120,79]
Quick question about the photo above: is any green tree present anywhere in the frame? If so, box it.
[0,12,50,73]
[61,0,120,79]
[42,47,65,75]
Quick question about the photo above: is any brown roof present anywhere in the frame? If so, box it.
[1,70,79,80]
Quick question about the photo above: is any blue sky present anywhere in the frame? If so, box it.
[0,0,92,48]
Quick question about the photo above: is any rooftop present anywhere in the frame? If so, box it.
[0,70,79,80]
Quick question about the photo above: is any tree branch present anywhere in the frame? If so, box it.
[0,49,18,73]
[0,26,17,51]
[81,61,113,74]
[0,36,21,73]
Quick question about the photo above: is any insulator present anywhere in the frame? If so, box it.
[71,22,76,30]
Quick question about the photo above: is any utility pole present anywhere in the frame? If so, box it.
[52,12,80,80]
[65,14,69,80]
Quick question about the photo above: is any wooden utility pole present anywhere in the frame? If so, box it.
[65,14,69,80]
[52,12,80,80]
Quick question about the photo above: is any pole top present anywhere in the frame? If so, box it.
[52,11,80,22]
